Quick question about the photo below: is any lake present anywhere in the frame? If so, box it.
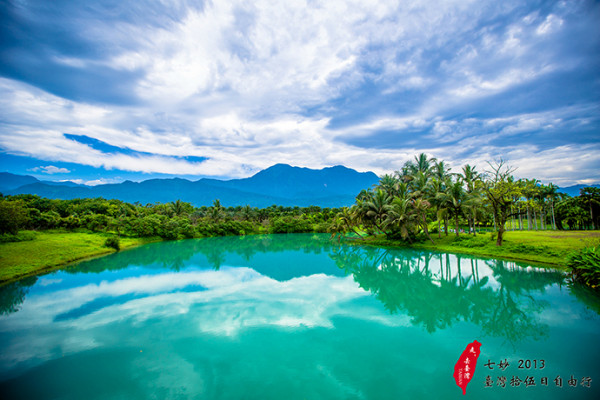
[1,233,599,399]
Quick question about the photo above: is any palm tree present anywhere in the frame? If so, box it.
[169,199,192,217]
[544,183,558,230]
[384,197,416,242]
[432,160,451,181]
[438,179,468,236]
[409,170,430,199]
[356,188,373,202]
[209,199,223,222]
[413,153,436,175]
[378,174,400,197]
[240,205,255,221]
[523,179,539,230]
[412,198,435,244]
[461,165,483,235]
[330,206,364,239]
[361,189,392,234]
[426,177,445,238]
[397,153,436,183]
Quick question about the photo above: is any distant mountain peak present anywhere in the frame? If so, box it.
[1,164,380,207]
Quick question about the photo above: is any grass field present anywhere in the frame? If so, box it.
[0,230,155,284]
[355,230,600,269]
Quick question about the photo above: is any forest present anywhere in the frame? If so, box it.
[0,195,338,242]
[0,154,599,247]
[330,154,599,246]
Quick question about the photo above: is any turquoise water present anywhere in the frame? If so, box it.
[0,233,599,399]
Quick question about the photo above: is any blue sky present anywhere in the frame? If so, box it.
[0,0,598,186]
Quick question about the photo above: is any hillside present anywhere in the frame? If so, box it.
[1,164,379,207]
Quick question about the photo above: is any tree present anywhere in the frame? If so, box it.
[426,177,446,238]
[579,187,600,230]
[378,174,400,197]
[169,199,193,217]
[384,197,416,242]
[209,199,224,222]
[461,164,483,235]
[360,189,392,234]
[398,153,436,181]
[544,183,560,230]
[0,200,27,235]
[412,198,435,244]
[483,161,521,246]
[437,179,468,237]
[522,179,539,230]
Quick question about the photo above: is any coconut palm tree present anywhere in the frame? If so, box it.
[209,199,223,222]
[412,198,435,244]
[461,165,483,235]
[432,160,452,181]
[409,170,430,199]
[378,174,400,197]
[523,179,539,230]
[397,153,436,183]
[437,179,468,236]
[362,189,392,233]
[544,183,559,230]
[426,177,442,238]
[384,197,416,242]
[413,153,436,175]
[240,205,255,221]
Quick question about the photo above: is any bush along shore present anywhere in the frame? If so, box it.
[567,245,600,290]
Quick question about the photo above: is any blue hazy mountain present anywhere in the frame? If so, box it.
[559,184,600,197]
[0,172,39,193]
[1,164,380,207]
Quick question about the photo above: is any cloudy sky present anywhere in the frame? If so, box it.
[0,0,598,186]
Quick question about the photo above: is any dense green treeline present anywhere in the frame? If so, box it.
[1,153,598,247]
[329,153,600,246]
[0,195,339,241]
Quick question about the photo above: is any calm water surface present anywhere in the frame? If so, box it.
[0,233,599,399]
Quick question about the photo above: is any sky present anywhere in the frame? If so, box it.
[0,0,599,187]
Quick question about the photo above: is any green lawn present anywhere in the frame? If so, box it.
[355,230,600,269]
[0,231,155,284]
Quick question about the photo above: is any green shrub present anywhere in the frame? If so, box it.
[0,231,36,243]
[104,236,121,251]
[269,217,312,234]
[449,236,487,248]
[567,246,600,289]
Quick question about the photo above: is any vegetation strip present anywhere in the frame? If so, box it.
[1,152,599,288]
[0,231,155,285]
[350,230,600,269]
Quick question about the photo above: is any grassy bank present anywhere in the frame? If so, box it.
[2,229,599,286]
[0,230,156,284]
[352,230,600,269]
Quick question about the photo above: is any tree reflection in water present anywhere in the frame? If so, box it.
[0,276,37,316]
[330,245,566,345]
[0,234,575,348]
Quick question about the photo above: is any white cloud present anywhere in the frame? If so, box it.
[29,165,71,174]
[0,1,597,185]
[0,266,413,370]
[536,14,563,35]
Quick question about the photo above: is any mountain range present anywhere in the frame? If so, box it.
[0,164,380,208]
[2,166,596,207]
